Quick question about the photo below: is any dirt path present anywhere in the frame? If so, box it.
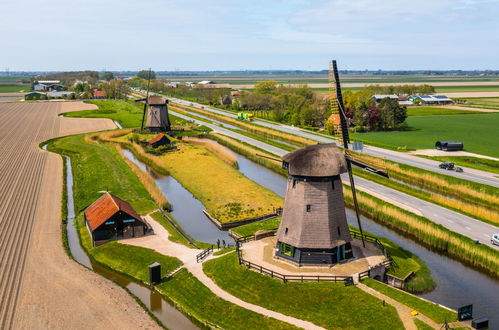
[0,101,159,329]
[123,215,324,330]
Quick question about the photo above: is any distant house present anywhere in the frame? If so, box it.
[409,95,453,105]
[25,92,46,100]
[197,80,215,85]
[33,83,66,92]
[92,89,106,99]
[84,193,149,246]
[147,133,170,148]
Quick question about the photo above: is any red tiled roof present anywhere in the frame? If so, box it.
[84,193,141,231]
[148,133,167,144]
[92,89,106,97]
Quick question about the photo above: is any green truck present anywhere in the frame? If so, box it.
[237,112,254,121]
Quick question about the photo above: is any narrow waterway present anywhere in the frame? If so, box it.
[232,152,499,327]
[64,156,198,330]
[122,149,232,244]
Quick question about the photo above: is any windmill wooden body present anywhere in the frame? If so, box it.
[275,144,354,265]
[145,95,171,132]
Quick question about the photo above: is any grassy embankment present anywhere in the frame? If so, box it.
[101,131,283,224]
[170,105,297,152]
[47,133,301,329]
[351,113,499,157]
[418,155,499,175]
[350,151,499,226]
[204,253,405,329]
[171,102,315,147]
[464,97,499,110]
[363,279,456,324]
[0,84,30,92]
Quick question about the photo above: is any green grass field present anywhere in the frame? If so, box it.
[419,155,499,174]
[204,253,404,329]
[407,106,483,116]
[434,85,499,93]
[64,100,144,128]
[48,134,157,214]
[0,84,30,92]
[351,113,499,157]
[157,269,299,330]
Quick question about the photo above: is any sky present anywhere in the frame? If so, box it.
[2,0,499,71]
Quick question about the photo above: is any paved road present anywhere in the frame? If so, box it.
[169,109,499,249]
[168,97,499,188]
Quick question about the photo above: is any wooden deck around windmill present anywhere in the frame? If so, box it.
[240,236,386,277]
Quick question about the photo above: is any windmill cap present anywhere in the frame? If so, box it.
[148,95,167,105]
[283,143,347,177]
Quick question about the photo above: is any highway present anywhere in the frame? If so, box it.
[169,108,499,249]
[168,96,499,188]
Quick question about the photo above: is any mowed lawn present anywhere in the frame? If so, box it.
[352,113,499,157]
[0,84,31,92]
[64,100,144,128]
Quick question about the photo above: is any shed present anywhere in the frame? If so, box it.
[92,89,106,99]
[147,133,170,148]
[435,141,463,151]
[84,193,149,246]
[25,92,46,100]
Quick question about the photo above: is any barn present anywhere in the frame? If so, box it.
[435,141,464,151]
[147,133,170,148]
[84,193,149,246]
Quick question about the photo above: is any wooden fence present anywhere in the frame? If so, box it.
[196,246,213,263]
[159,208,199,248]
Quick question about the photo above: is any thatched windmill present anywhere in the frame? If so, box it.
[274,60,388,266]
[137,69,171,132]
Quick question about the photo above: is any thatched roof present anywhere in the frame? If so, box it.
[282,144,347,177]
[148,95,167,105]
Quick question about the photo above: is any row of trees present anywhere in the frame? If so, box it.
[364,84,435,95]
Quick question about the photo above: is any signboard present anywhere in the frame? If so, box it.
[457,304,473,321]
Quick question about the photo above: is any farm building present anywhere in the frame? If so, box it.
[33,83,66,92]
[435,141,464,151]
[24,92,46,100]
[409,95,453,105]
[372,94,399,103]
[275,144,354,266]
[47,91,75,99]
[147,133,170,148]
[84,193,149,246]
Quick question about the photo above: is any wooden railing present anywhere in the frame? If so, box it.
[196,246,213,263]
[236,229,392,285]
[159,209,199,249]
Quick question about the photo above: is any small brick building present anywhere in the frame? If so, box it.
[84,193,149,246]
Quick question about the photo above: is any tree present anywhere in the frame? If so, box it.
[379,98,407,129]
[254,80,277,94]
[101,72,114,81]
[137,70,156,80]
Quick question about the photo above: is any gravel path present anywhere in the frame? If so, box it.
[0,102,159,329]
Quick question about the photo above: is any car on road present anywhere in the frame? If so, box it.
[492,233,499,246]
[439,162,455,170]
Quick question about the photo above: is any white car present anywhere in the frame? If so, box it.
[492,233,499,246]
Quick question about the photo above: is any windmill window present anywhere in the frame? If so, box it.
[292,180,296,188]
[285,227,288,235]
[331,181,335,190]
[306,204,312,212]
[337,226,341,236]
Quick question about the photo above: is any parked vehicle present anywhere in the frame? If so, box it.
[439,162,455,170]
[492,233,499,246]
[237,112,254,121]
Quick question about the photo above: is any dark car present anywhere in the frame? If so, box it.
[439,162,455,170]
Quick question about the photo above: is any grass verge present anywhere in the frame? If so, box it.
[363,279,456,324]
[203,253,405,329]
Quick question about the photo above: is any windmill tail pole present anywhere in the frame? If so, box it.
[141,68,153,130]
[331,59,366,248]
